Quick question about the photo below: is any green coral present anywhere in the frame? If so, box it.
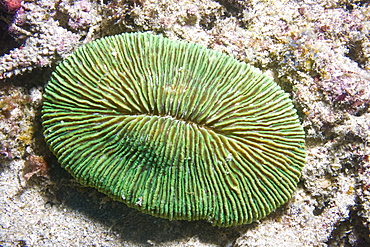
[42,32,306,227]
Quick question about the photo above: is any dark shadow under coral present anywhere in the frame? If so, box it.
[41,155,244,246]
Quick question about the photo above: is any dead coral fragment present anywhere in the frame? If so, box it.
[24,154,49,180]
[42,32,306,227]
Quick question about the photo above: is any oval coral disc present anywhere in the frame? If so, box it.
[42,32,306,227]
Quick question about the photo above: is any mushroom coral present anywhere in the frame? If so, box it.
[42,32,306,227]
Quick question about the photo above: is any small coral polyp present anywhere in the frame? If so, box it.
[42,32,306,227]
